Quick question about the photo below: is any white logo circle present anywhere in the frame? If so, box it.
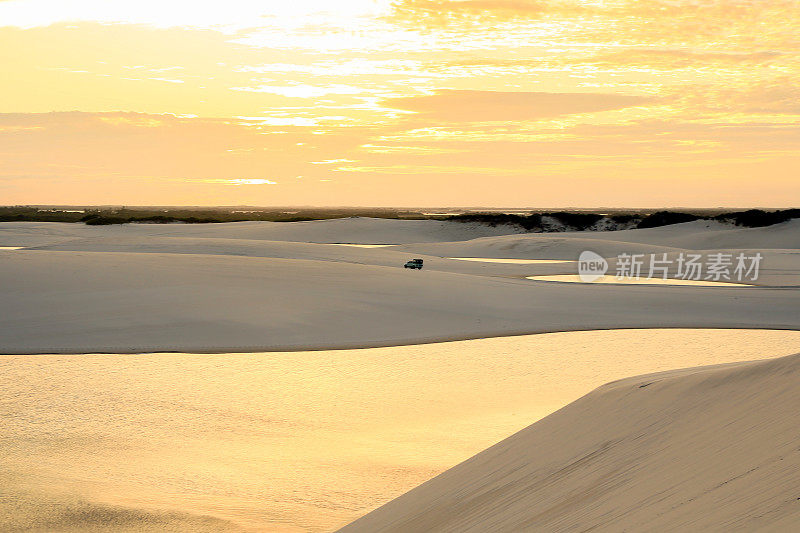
[578,251,608,282]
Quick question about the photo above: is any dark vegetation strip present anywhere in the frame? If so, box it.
[0,206,797,230]
[448,209,800,230]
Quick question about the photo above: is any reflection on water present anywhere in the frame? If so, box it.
[328,244,395,248]
[0,246,24,250]
[2,329,799,532]
[527,274,753,287]
[450,258,573,264]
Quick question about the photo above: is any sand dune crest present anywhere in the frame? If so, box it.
[340,352,800,532]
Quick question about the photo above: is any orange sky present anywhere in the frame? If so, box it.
[1,0,798,207]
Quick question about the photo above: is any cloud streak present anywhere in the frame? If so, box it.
[383,90,653,123]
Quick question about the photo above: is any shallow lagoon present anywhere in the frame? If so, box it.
[450,257,574,264]
[3,329,799,532]
[527,274,752,287]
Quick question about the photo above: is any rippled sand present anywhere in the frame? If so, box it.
[3,329,800,532]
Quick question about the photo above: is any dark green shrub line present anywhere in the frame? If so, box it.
[447,212,626,231]
[712,209,800,228]
[80,214,229,225]
[448,208,800,231]
[0,206,797,230]
[636,211,701,229]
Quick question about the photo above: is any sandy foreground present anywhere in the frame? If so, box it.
[1,217,800,531]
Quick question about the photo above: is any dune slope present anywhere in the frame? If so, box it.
[1,218,799,353]
[400,219,800,259]
[339,352,800,532]
[2,249,799,353]
[0,218,524,246]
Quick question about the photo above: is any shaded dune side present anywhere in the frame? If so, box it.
[339,353,800,532]
[398,219,800,259]
[0,218,525,246]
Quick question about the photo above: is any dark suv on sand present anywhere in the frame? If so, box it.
[404,258,423,270]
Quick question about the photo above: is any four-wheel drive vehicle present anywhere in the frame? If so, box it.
[404,258,424,269]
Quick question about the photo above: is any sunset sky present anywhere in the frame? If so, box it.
[1,0,798,207]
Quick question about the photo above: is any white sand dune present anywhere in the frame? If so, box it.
[1,218,799,353]
[583,219,800,250]
[2,248,800,353]
[0,218,524,247]
[398,235,682,260]
[339,351,800,532]
[399,220,800,260]
[2,217,800,531]
[150,217,524,243]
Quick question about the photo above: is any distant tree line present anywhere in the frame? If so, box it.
[0,206,797,231]
[447,208,800,231]
[712,209,800,228]
[0,206,429,225]
[80,214,225,225]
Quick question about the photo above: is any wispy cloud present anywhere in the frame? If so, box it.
[383,90,653,123]
[200,178,278,185]
[585,50,786,70]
